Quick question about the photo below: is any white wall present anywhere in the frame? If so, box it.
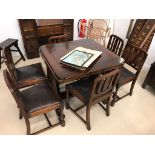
[0,19,25,53]
[0,19,154,69]
[113,19,130,44]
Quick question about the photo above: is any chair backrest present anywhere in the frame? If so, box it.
[3,47,16,79]
[122,44,148,73]
[87,19,110,46]
[90,69,120,104]
[3,69,26,115]
[107,34,124,56]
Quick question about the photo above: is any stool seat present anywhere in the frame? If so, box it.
[0,38,18,49]
[0,38,25,69]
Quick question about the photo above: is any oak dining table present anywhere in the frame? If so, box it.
[40,39,124,98]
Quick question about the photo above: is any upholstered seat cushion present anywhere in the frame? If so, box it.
[66,77,94,103]
[117,67,136,86]
[15,63,46,87]
[15,63,47,88]
[21,82,61,113]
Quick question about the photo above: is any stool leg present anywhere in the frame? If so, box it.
[14,42,25,61]
[0,49,1,69]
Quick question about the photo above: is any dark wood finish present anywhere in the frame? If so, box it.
[0,38,25,68]
[3,47,47,89]
[112,44,148,105]
[18,19,39,59]
[18,19,74,59]
[66,69,120,130]
[3,69,65,135]
[107,34,124,56]
[40,39,124,98]
[48,34,69,43]
[126,19,155,53]
[142,61,155,89]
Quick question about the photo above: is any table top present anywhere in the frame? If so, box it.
[40,39,124,83]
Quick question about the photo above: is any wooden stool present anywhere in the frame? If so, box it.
[0,38,25,68]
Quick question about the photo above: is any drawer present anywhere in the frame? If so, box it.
[37,27,50,37]
[37,25,63,37]
[50,26,63,35]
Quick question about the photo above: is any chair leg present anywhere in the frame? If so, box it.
[24,117,31,135]
[59,106,65,127]
[130,81,136,96]
[86,106,91,130]
[111,85,119,107]
[19,111,23,119]
[65,89,70,109]
[106,97,111,116]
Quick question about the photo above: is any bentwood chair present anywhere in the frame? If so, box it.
[111,44,148,106]
[65,69,120,130]
[3,47,47,89]
[3,69,65,135]
[107,34,124,56]
[79,19,111,46]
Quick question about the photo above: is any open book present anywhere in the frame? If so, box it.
[60,47,102,70]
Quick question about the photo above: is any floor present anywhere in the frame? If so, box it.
[0,56,155,135]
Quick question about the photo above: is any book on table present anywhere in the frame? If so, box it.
[60,47,102,70]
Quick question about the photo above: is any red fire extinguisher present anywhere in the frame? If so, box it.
[78,19,87,38]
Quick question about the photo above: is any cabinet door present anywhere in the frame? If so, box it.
[18,19,39,59]
[63,19,74,41]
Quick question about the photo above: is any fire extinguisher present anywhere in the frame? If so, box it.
[78,19,87,38]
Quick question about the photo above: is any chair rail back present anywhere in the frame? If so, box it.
[3,69,25,114]
[90,69,120,103]
[122,44,148,72]
[3,47,16,79]
[107,34,124,56]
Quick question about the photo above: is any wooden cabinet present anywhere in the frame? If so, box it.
[142,62,155,90]
[18,19,74,59]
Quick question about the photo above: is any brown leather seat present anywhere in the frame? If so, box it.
[66,69,120,130]
[118,67,136,86]
[3,69,65,135]
[67,78,94,103]
[3,47,47,89]
[21,82,61,114]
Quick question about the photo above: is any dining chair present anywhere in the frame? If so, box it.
[65,69,120,130]
[79,19,111,46]
[3,47,47,89]
[107,34,124,56]
[111,44,148,106]
[3,69,65,135]
[48,34,68,43]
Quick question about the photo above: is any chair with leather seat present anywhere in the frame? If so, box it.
[65,69,120,130]
[107,34,124,56]
[111,44,148,106]
[3,47,47,89]
[3,69,65,135]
